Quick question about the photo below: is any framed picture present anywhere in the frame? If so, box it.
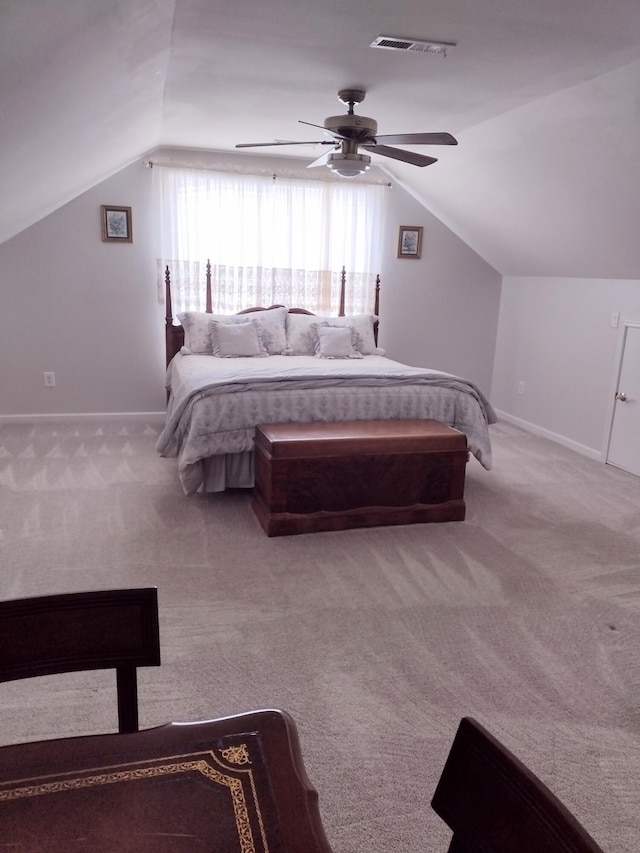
[397,225,423,259]
[101,205,132,242]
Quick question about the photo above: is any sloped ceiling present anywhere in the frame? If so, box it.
[2,0,640,276]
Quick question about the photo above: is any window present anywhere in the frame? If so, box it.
[155,166,386,315]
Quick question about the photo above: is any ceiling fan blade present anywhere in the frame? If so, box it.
[363,144,438,167]
[235,140,331,148]
[373,132,457,146]
[299,120,343,139]
[307,149,334,169]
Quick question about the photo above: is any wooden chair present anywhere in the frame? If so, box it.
[0,588,160,734]
[431,717,605,853]
[0,708,334,852]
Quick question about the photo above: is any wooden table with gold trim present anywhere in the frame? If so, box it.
[0,709,332,852]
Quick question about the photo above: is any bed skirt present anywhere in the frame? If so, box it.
[200,451,255,493]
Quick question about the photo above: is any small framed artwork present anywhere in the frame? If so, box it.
[397,225,423,259]
[101,205,133,243]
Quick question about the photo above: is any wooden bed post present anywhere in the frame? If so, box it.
[339,266,346,317]
[206,259,213,314]
[374,274,380,346]
[165,265,175,368]
[165,265,173,325]
[165,264,185,368]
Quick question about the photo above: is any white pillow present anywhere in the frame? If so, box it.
[285,312,318,355]
[210,320,267,357]
[249,306,288,354]
[328,314,384,355]
[285,312,383,355]
[177,311,248,354]
[315,325,363,359]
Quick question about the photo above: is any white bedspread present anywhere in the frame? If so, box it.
[156,353,497,494]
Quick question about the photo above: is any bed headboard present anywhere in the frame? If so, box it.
[165,261,380,366]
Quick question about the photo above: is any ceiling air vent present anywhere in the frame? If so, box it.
[370,36,456,56]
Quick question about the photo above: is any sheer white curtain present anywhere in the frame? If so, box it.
[155,166,387,315]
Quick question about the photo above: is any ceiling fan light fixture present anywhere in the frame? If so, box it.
[327,152,371,178]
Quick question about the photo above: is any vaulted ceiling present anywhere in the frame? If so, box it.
[3,0,640,276]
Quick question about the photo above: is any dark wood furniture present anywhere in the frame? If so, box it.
[0,588,161,735]
[253,419,468,536]
[164,261,381,365]
[0,708,333,852]
[431,717,605,853]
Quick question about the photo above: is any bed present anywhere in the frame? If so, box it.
[156,264,496,495]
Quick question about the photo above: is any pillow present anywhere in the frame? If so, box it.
[285,312,384,355]
[285,312,319,355]
[327,314,384,355]
[177,311,249,354]
[210,319,267,357]
[314,325,363,359]
[249,306,288,354]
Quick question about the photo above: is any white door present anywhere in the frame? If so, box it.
[607,323,640,476]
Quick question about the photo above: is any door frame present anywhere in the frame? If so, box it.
[603,319,640,465]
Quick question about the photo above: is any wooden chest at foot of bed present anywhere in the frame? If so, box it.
[252,419,468,536]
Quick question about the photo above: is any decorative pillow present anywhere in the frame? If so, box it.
[285,312,383,355]
[327,314,384,355]
[249,306,288,354]
[285,312,319,355]
[177,311,248,354]
[210,320,267,358]
[314,325,363,359]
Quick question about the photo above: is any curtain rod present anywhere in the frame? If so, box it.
[144,158,393,187]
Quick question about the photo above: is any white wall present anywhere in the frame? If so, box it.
[0,151,502,417]
[491,276,640,457]
[380,186,501,394]
[0,160,165,416]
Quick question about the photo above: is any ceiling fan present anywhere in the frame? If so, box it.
[235,89,458,177]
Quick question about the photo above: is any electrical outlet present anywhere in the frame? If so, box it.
[43,371,56,387]
[518,381,525,395]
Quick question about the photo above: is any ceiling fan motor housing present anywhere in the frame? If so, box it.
[324,113,378,141]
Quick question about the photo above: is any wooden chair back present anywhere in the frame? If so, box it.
[0,588,160,734]
[431,717,605,853]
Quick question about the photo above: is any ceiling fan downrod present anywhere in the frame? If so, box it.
[337,88,367,115]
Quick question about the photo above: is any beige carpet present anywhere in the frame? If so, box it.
[0,419,639,852]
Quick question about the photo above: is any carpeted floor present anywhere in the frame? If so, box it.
[0,418,639,851]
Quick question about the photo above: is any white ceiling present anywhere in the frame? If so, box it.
[3,0,640,276]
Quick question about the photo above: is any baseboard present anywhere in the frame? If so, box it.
[493,410,603,462]
[0,412,166,426]
[1,410,603,463]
